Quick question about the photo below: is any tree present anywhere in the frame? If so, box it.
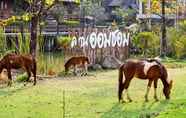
[50,3,65,36]
[26,0,59,57]
[81,0,106,25]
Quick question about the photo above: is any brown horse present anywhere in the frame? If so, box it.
[0,53,37,86]
[118,59,173,103]
[65,56,90,76]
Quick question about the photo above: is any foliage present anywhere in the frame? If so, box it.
[113,8,136,25]
[57,36,72,48]
[9,32,30,54]
[145,0,177,14]
[38,34,45,52]
[133,32,159,56]
[37,53,64,75]
[167,22,186,59]
[18,33,30,54]
[0,28,6,53]
[81,0,106,24]
[63,20,80,26]
[16,73,28,82]
[50,3,65,24]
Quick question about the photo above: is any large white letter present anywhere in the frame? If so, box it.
[123,33,130,47]
[103,32,111,48]
[116,31,123,47]
[97,32,104,48]
[89,32,97,49]
[70,36,77,48]
[111,31,117,47]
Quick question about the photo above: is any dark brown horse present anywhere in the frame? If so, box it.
[118,59,173,103]
[0,53,37,86]
[65,56,90,75]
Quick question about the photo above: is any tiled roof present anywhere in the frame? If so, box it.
[59,0,80,4]
[108,0,122,7]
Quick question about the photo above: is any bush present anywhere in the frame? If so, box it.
[132,32,160,57]
[0,28,6,52]
[16,73,28,82]
[167,27,186,59]
[57,36,72,48]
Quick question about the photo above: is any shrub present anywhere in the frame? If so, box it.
[16,73,28,82]
[57,36,72,48]
[0,28,6,53]
[132,32,160,57]
[167,27,186,59]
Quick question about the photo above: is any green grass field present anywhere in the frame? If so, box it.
[0,66,186,118]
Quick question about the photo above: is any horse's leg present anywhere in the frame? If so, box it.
[123,77,133,102]
[84,62,88,76]
[73,64,77,76]
[153,79,159,101]
[7,68,12,86]
[81,62,88,76]
[145,80,153,102]
[119,84,125,103]
[26,69,31,82]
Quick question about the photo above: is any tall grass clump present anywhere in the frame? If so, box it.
[37,52,65,75]
[0,27,7,54]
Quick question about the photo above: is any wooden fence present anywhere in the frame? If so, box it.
[63,27,130,64]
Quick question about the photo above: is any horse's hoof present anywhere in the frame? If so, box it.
[145,99,149,102]
[24,83,27,86]
[155,98,159,102]
[128,99,133,102]
[80,73,84,76]
[119,100,126,103]
[7,81,12,87]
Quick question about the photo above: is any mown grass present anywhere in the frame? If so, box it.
[0,66,186,118]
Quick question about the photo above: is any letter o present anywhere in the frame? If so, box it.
[89,32,97,49]
[116,32,123,47]
[97,33,104,48]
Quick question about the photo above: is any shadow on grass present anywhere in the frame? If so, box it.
[0,83,33,97]
[101,100,170,118]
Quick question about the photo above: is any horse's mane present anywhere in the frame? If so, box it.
[146,58,162,66]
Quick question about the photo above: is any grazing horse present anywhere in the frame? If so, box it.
[118,59,173,103]
[65,56,90,76]
[0,53,37,86]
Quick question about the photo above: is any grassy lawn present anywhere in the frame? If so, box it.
[0,66,186,118]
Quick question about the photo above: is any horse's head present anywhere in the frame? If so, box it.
[64,62,69,73]
[163,79,173,99]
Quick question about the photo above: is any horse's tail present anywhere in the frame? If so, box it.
[118,64,124,102]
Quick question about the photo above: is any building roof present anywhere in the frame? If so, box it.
[59,0,80,4]
[108,0,122,7]
[104,0,138,9]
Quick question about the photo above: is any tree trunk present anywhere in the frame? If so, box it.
[30,16,39,57]
[57,20,59,37]
[160,0,167,57]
